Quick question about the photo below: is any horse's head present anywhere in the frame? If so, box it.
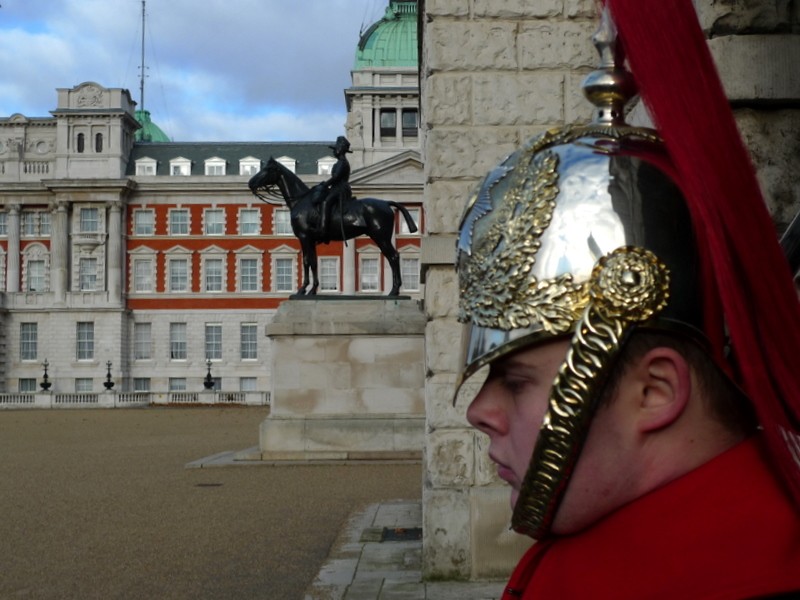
[248,157,282,201]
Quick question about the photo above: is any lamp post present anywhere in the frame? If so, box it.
[203,358,215,390]
[104,360,115,390]
[40,359,51,391]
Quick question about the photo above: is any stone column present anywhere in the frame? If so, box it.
[6,204,20,292]
[343,239,356,294]
[106,201,122,301]
[373,107,382,148]
[50,201,69,303]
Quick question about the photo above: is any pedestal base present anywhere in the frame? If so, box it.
[259,298,426,461]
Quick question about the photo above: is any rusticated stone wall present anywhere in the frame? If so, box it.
[419,0,800,582]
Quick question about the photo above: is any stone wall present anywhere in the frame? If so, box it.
[419,0,800,581]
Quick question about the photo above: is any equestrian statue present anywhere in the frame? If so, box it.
[248,136,418,296]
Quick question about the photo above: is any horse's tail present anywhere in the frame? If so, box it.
[389,202,419,233]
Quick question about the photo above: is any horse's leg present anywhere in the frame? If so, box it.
[306,242,319,295]
[299,240,312,295]
[374,234,402,296]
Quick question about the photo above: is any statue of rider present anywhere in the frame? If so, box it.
[316,136,353,243]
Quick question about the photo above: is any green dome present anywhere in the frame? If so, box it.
[135,109,170,143]
[354,1,418,69]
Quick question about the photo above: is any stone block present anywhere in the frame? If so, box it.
[426,22,518,71]
[733,108,800,229]
[564,68,594,124]
[423,74,473,127]
[425,129,520,180]
[423,267,459,319]
[269,388,324,417]
[472,73,564,126]
[426,372,472,430]
[518,21,597,69]
[709,35,800,103]
[474,0,562,18]
[422,181,477,234]
[565,0,597,19]
[422,487,471,580]
[259,416,306,452]
[425,317,465,374]
[361,388,424,415]
[470,487,534,579]
[424,0,470,17]
[426,428,474,487]
[473,431,502,486]
[695,0,797,35]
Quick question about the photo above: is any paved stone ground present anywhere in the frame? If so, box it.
[0,407,421,600]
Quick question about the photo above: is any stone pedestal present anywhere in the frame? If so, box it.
[257,298,426,460]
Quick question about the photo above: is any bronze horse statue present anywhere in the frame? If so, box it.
[248,157,418,296]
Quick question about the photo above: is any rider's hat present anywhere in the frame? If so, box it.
[456,1,800,539]
[330,136,353,154]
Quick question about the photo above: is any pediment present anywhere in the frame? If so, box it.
[350,150,423,186]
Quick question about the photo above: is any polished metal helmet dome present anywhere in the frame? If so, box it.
[456,12,708,538]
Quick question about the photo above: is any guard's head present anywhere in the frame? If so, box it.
[456,6,800,539]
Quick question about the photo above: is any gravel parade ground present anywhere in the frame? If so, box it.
[0,407,422,599]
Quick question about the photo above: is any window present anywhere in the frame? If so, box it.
[20,323,37,361]
[95,133,103,153]
[276,156,296,173]
[0,212,7,236]
[360,257,380,292]
[400,208,420,234]
[40,212,50,236]
[19,378,37,393]
[135,158,157,176]
[169,209,189,235]
[169,157,191,176]
[27,260,45,292]
[274,257,295,292]
[168,258,188,292]
[402,108,419,138]
[240,377,257,392]
[75,378,93,392]
[239,157,261,176]
[239,258,259,292]
[239,209,260,235]
[204,209,224,235]
[79,258,97,291]
[76,322,94,360]
[401,257,420,291]
[380,108,397,138]
[79,207,99,232]
[204,157,226,176]
[77,133,85,153]
[133,258,153,292]
[240,323,258,360]
[205,323,222,360]
[169,377,187,391]
[169,323,187,360]
[133,322,152,360]
[319,257,339,292]
[134,210,154,235]
[21,212,36,236]
[204,258,224,292]
[274,209,292,235]
[317,157,336,175]
[133,378,151,392]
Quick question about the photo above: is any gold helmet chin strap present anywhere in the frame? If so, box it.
[512,246,671,538]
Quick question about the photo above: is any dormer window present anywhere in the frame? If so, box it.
[169,157,191,176]
[239,157,261,176]
[317,156,336,175]
[135,157,157,176]
[204,157,226,176]
[276,156,296,173]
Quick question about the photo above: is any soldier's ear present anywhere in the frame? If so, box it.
[631,348,691,434]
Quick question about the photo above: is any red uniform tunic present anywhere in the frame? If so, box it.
[502,439,800,599]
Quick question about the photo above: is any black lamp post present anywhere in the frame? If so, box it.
[40,359,51,391]
[104,360,115,390]
[203,358,215,390]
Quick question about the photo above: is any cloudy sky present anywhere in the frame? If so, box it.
[0,0,388,141]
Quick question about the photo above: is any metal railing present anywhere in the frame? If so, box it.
[0,390,269,410]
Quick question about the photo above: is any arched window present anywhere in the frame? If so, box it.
[95,133,103,153]
[76,133,85,153]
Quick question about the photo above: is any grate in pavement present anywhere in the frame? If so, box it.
[381,527,422,542]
